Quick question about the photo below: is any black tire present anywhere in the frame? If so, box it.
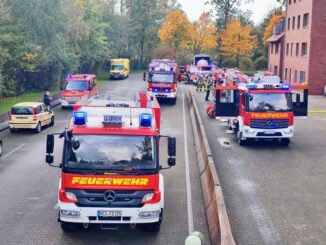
[49,116,55,127]
[143,210,162,232]
[61,221,78,232]
[0,141,3,157]
[171,97,177,105]
[280,138,290,146]
[10,128,17,134]
[35,122,41,133]
[237,132,246,146]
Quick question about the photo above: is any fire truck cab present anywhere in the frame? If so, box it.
[61,74,97,109]
[45,93,176,232]
[145,59,178,104]
[214,78,308,145]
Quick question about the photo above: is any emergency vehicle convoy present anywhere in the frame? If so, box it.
[210,74,308,146]
[45,93,176,232]
[61,74,97,109]
[144,59,179,104]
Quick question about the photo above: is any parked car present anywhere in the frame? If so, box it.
[9,102,54,133]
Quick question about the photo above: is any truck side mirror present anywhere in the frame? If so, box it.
[46,135,54,154]
[168,137,176,157]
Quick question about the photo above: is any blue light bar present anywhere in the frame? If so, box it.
[74,111,87,126]
[163,88,170,93]
[140,113,152,127]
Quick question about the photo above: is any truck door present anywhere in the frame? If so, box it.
[292,88,308,117]
[215,85,239,118]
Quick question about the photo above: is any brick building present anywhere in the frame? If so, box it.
[268,0,326,95]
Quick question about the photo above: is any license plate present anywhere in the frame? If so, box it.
[264,131,275,135]
[97,210,122,217]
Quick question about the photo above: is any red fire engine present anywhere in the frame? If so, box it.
[45,93,176,232]
[145,59,178,104]
[61,74,97,109]
[211,76,308,145]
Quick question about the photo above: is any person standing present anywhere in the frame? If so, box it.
[43,90,52,111]
[205,76,213,101]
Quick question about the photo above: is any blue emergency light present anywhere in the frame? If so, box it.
[281,84,291,90]
[247,84,257,89]
[164,88,170,93]
[74,111,87,126]
[153,88,160,92]
[140,113,152,127]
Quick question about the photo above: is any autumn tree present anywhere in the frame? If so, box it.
[221,19,257,67]
[190,12,217,54]
[263,11,286,43]
[158,10,192,49]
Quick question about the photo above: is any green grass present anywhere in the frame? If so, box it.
[0,90,59,114]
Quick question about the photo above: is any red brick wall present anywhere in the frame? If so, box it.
[308,0,326,95]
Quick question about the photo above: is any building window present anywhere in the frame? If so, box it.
[303,13,309,28]
[289,0,291,4]
[294,70,298,83]
[288,18,291,30]
[302,42,308,57]
[292,16,295,30]
[274,66,278,76]
[286,43,289,56]
[300,71,306,84]
[291,43,294,56]
[290,69,292,82]
[294,0,296,3]
[285,68,288,81]
[275,44,279,54]
[297,15,301,29]
[296,43,299,56]
[271,43,274,54]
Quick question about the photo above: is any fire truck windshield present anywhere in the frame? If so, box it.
[111,65,124,70]
[150,73,174,83]
[248,93,292,112]
[64,135,156,172]
[64,81,87,91]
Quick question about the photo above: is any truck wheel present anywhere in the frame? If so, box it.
[10,128,17,134]
[143,210,163,232]
[49,116,55,127]
[35,122,41,133]
[237,132,246,146]
[61,221,78,232]
[171,97,177,105]
[0,141,3,157]
[280,138,290,146]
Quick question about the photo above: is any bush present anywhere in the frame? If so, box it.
[220,58,237,68]
[255,56,268,70]
[239,57,255,71]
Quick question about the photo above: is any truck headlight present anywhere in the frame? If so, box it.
[142,193,154,203]
[60,209,80,217]
[66,192,77,202]
[245,129,255,134]
[139,210,160,218]
[284,129,293,134]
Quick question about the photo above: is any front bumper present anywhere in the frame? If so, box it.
[147,91,177,99]
[110,73,124,79]
[242,126,294,139]
[61,100,76,107]
[58,202,161,224]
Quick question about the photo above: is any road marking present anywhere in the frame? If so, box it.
[2,144,26,159]
[182,85,194,235]
[308,110,326,113]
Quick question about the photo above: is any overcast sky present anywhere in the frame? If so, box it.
[177,0,282,25]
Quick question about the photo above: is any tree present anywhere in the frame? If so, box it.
[210,0,253,29]
[190,12,217,54]
[220,19,257,67]
[263,12,285,43]
[158,10,192,50]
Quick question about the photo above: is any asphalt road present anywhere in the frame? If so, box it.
[191,86,326,245]
[0,74,210,245]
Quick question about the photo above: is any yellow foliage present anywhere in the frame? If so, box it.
[190,12,217,54]
[263,12,286,43]
[220,19,257,60]
[158,10,192,49]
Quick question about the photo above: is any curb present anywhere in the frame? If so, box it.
[186,91,236,245]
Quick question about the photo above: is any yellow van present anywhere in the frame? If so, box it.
[110,59,130,80]
[9,102,54,133]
